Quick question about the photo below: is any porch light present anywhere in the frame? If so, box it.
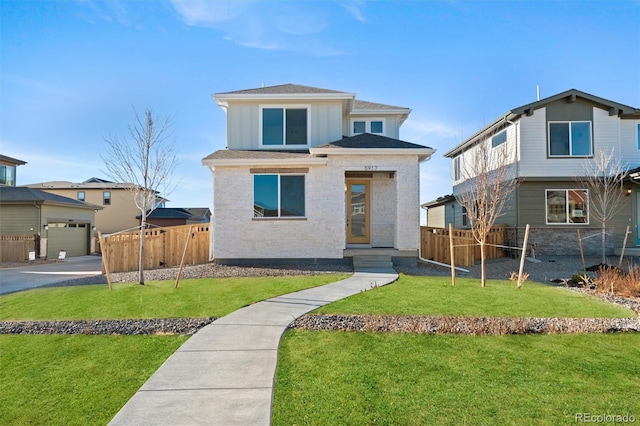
[626,187,632,196]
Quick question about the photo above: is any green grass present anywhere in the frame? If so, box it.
[0,334,188,426]
[272,331,640,425]
[315,274,636,318]
[0,274,348,320]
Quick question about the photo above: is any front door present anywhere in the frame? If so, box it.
[346,180,370,244]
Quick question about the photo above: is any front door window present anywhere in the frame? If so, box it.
[347,180,370,244]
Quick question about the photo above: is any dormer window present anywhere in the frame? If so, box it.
[260,106,308,147]
[352,119,384,135]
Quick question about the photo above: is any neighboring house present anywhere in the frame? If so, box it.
[421,194,459,228]
[138,207,211,228]
[0,186,102,258]
[0,155,26,186]
[438,89,640,256]
[24,177,166,234]
[202,84,436,266]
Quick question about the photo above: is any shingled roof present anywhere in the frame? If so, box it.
[317,133,433,150]
[0,187,102,209]
[216,83,350,96]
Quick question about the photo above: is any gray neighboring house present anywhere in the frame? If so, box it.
[0,186,102,259]
[438,88,640,256]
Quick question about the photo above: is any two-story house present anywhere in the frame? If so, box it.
[0,157,102,259]
[25,177,166,234]
[0,155,26,186]
[202,84,436,266]
[437,89,640,256]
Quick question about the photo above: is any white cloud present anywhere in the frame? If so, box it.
[340,0,367,23]
[168,0,346,56]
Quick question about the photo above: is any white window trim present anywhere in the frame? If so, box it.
[547,121,593,157]
[491,130,507,148]
[453,156,461,182]
[252,173,307,219]
[350,118,385,136]
[258,105,310,149]
[545,189,589,225]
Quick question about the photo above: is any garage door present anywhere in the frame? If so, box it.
[47,223,89,258]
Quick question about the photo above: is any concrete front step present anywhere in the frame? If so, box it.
[352,255,394,270]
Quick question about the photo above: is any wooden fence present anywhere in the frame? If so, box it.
[99,224,210,273]
[0,234,37,262]
[420,225,507,267]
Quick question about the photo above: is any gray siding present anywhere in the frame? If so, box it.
[513,181,635,255]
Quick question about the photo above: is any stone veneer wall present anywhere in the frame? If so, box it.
[508,226,616,257]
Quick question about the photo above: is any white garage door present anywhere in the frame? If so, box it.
[47,223,89,258]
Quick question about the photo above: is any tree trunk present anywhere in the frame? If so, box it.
[601,220,606,265]
[138,219,145,285]
[480,241,486,288]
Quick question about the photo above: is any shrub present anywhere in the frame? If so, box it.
[593,264,640,298]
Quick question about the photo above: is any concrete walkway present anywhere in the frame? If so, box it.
[109,268,398,426]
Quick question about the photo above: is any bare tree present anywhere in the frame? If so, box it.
[454,132,518,287]
[102,109,178,284]
[576,148,628,265]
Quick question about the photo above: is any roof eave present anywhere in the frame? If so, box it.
[202,157,329,168]
[309,147,436,162]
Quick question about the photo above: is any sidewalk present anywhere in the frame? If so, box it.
[109,268,398,426]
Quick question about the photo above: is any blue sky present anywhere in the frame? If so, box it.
[2,0,639,222]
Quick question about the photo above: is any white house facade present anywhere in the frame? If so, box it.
[202,84,435,266]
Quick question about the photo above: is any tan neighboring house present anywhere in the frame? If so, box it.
[24,177,166,234]
[0,158,102,259]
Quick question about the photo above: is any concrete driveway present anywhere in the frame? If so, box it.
[0,256,103,295]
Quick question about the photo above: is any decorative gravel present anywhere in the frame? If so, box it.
[290,314,640,335]
[0,318,214,336]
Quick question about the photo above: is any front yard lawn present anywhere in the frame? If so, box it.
[272,331,640,425]
[0,274,348,320]
[0,334,187,426]
[315,274,636,318]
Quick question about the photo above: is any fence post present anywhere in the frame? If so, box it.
[517,224,530,289]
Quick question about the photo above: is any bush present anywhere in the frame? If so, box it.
[593,264,640,298]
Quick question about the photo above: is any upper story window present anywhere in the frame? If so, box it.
[260,106,308,147]
[352,119,384,135]
[637,123,640,150]
[103,191,111,205]
[453,156,461,181]
[253,174,305,218]
[0,164,16,186]
[548,121,592,157]
[492,130,507,148]
[77,191,85,202]
[545,189,588,224]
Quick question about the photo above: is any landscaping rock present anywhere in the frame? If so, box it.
[290,314,640,335]
[0,318,214,335]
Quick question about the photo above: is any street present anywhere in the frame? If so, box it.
[0,256,103,295]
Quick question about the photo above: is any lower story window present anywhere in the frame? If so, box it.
[254,174,305,218]
[546,189,588,224]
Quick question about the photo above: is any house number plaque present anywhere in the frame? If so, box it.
[364,165,378,171]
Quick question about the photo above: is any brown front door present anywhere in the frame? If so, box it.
[346,179,370,244]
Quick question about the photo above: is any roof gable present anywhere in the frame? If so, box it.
[445,88,639,158]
